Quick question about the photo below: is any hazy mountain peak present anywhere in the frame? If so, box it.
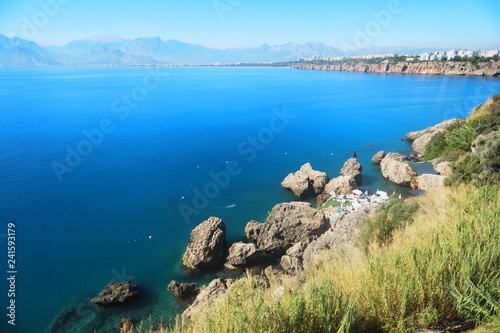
[78,35,125,43]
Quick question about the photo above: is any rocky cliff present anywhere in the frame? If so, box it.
[291,61,500,76]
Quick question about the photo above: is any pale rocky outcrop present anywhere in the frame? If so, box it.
[380,153,418,187]
[280,242,308,274]
[291,61,500,77]
[317,158,363,206]
[182,217,226,269]
[340,158,363,184]
[281,163,329,198]
[417,174,446,191]
[371,151,385,164]
[182,278,235,320]
[317,176,356,206]
[225,242,260,268]
[303,206,376,268]
[244,220,262,242]
[90,281,139,306]
[433,161,453,176]
[255,202,328,255]
[406,119,457,153]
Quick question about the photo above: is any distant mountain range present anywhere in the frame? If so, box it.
[0,34,445,66]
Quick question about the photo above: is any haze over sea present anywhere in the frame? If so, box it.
[1,67,499,332]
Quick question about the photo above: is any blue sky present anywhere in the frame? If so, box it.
[0,0,499,49]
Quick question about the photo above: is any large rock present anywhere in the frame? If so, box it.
[281,163,329,198]
[167,280,200,300]
[406,119,457,153]
[182,278,235,320]
[340,158,362,184]
[317,158,363,207]
[303,206,375,268]
[255,202,328,255]
[380,152,418,187]
[244,220,262,242]
[280,242,308,274]
[225,242,260,268]
[433,161,452,176]
[182,217,226,269]
[371,151,385,164]
[90,281,139,306]
[417,174,446,191]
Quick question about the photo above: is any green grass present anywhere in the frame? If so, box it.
[321,198,340,209]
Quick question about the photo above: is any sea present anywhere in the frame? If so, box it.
[1,67,499,332]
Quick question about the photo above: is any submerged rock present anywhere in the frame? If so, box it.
[371,151,385,164]
[255,202,327,255]
[225,242,260,268]
[90,281,139,306]
[281,163,329,198]
[167,280,200,300]
[182,217,226,269]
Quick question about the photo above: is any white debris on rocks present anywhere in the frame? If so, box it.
[323,189,392,214]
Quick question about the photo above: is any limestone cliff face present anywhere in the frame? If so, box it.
[291,61,500,76]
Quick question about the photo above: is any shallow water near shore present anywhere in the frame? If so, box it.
[1,67,499,332]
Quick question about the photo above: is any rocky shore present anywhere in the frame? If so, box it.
[291,61,500,76]
[165,118,457,326]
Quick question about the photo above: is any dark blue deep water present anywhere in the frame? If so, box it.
[1,67,499,332]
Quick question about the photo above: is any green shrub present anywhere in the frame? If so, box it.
[444,124,477,152]
[424,132,447,161]
[444,153,483,186]
[357,195,419,252]
[475,131,500,171]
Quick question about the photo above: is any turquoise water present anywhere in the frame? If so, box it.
[1,67,499,332]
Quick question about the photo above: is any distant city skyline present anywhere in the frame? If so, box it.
[0,0,499,49]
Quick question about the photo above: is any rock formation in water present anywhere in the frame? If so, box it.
[90,281,139,306]
[317,158,363,206]
[372,151,385,164]
[406,119,457,153]
[225,242,260,268]
[167,280,200,300]
[380,152,418,187]
[182,217,226,269]
[281,163,329,198]
[255,202,328,255]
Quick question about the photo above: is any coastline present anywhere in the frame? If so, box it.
[290,61,500,77]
